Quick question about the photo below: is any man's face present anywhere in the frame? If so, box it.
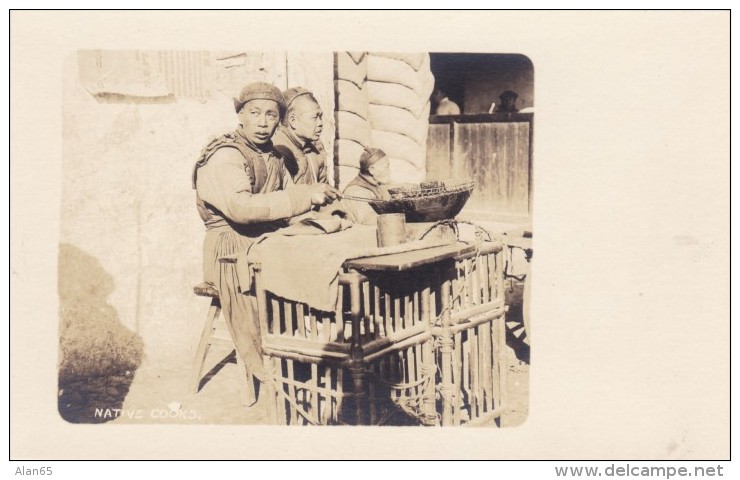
[238,99,281,145]
[290,98,323,143]
[368,156,391,185]
[501,96,517,110]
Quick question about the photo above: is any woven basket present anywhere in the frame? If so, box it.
[369,178,474,222]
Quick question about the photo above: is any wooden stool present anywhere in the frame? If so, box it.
[192,282,256,406]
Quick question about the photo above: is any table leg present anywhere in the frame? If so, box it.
[439,277,454,426]
[421,285,437,424]
[348,276,366,425]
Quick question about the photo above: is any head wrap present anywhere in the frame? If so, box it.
[233,82,285,113]
[359,147,387,173]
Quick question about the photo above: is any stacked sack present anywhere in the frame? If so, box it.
[334,52,371,189]
[334,52,434,188]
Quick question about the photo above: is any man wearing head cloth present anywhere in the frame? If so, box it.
[341,147,392,225]
[271,87,329,185]
[192,81,341,384]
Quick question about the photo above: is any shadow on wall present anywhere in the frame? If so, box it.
[57,243,145,423]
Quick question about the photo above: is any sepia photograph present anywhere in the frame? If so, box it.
[9,9,730,463]
[57,49,533,427]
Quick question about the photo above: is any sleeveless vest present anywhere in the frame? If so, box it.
[192,130,283,231]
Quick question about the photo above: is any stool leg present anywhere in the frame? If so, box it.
[263,355,279,424]
[236,354,257,407]
[191,299,220,394]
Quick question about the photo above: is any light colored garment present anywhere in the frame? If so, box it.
[435,97,460,115]
[271,126,328,185]
[341,173,389,226]
[196,144,312,284]
[193,130,312,379]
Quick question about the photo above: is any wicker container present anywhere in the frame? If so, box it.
[431,241,508,426]
[254,266,438,426]
[368,178,474,222]
[252,239,506,426]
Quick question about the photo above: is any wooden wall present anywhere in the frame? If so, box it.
[426,113,532,217]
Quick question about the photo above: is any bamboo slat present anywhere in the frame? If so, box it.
[322,311,332,342]
[471,257,481,306]
[495,313,507,410]
[475,324,485,417]
[470,327,480,419]
[310,308,318,341]
[373,285,382,338]
[439,278,454,426]
[496,251,505,301]
[311,363,319,423]
[489,253,499,302]
[336,368,344,421]
[464,258,473,308]
[453,332,463,425]
[256,279,270,337]
[368,374,377,424]
[333,287,345,342]
[421,338,436,422]
[491,316,501,409]
[414,337,423,399]
[403,292,411,330]
[462,336,470,420]
[406,347,416,398]
[285,301,295,337]
[397,351,405,401]
[286,359,297,424]
[480,322,494,413]
[363,283,371,338]
[321,366,332,424]
[384,292,392,336]
[451,270,460,312]
[296,303,306,338]
[413,290,420,326]
[264,357,278,424]
[268,298,277,335]
[276,358,287,423]
[479,254,489,303]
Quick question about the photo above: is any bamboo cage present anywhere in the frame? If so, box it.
[254,265,437,426]
[432,242,507,426]
[252,240,505,426]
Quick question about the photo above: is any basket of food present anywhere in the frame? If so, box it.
[368,178,475,222]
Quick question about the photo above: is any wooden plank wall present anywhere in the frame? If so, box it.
[426,117,531,216]
[426,124,451,182]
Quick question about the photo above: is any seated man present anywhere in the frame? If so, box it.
[342,147,392,226]
[272,87,328,185]
[192,81,340,381]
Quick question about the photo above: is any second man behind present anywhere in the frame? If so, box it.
[272,87,329,186]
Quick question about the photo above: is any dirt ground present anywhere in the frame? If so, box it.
[78,342,528,427]
[59,281,529,428]
[58,256,530,427]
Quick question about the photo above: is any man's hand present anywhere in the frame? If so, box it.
[308,184,342,206]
